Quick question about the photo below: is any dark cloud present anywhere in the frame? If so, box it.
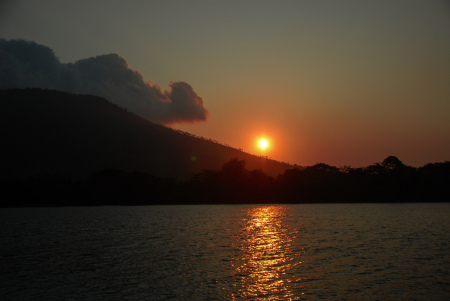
[0,39,208,124]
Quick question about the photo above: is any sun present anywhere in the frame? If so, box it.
[257,138,269,151]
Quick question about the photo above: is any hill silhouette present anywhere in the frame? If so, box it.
[0,89,292,180]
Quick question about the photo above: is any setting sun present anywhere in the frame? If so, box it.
[257,138,270,151]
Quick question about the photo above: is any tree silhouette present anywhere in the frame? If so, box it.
[382,156,405,171]
[1,155,449,206]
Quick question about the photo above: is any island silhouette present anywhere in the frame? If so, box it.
[1,89,449,206]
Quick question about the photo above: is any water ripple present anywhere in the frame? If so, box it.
[1,204,450,300]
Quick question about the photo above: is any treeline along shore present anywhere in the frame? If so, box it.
[1,89,449,206]
[1,156,449,207]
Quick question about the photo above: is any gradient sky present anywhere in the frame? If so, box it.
[1,0,449,167]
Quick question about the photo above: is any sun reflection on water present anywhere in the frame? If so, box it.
[231,206,304,300]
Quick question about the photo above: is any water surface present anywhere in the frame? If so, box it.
[1,204,449,300]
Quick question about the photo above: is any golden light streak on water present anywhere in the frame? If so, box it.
[231,206,304,300]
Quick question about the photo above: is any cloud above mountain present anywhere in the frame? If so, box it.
[0,39,208,124]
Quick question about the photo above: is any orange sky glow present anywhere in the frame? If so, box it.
[1,0,449,167]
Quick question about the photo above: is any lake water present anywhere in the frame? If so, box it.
[1,204,449,300]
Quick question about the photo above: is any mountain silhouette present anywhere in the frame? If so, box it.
[0,89,292,180]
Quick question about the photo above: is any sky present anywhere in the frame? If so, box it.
[1,0,449,167]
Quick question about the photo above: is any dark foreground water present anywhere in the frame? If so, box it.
[1,204,449,300]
